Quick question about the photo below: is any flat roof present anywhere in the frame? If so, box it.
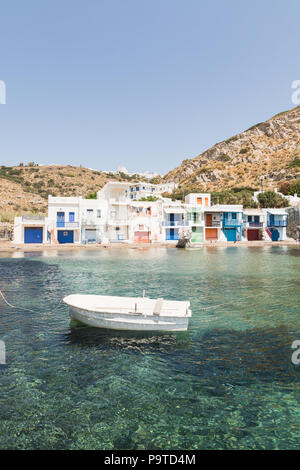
[266,209,288,215]
[205,205,243,212]
[243,209,264,215]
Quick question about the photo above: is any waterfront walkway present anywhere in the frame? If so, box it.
[0,239,298,252]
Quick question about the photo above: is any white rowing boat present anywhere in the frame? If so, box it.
[63,294,192,332]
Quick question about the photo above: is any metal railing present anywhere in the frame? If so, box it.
[205,220,221,227]
[162,221,187,227]
[81,218,99,226]
[223,219,242,227]
[107,219,130,225]
[267,220,288,227]
[56,221,79,228]
[247,222,263,228]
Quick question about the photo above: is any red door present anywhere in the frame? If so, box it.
[247,229,259,241]
[206,214,212,226]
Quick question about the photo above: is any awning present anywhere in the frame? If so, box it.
[267,209,288,215]
[164,208,185,214]
[186,207,203,213]
[243,209,264,216]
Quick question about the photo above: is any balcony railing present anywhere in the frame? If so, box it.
[187,221,204,227]
[56,221,79,228]
[129,212,156,218]
[205,220,221,227]
[81,218,99,226]
[162,220,187,227]
[223,219,242,227]
[109,198,128,204]
[267,220,288,227]
[247,222,263,228]
[108,219,129,225]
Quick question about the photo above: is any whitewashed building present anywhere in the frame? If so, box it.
[263,208,288,241]
[125,182,177,201]
[242,209,266,241]
[13,215,50,244]
[13,183,289,244]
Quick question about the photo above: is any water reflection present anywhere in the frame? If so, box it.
[0,246,299,450]
[64,323,191,353]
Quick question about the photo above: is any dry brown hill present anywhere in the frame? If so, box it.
[2,105,300,222]
[0,165,141,222]
[164,105,300,191]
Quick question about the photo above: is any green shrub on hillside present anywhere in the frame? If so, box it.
[139,196,159,201]
[86,191,97,199]
[217,154,231,162]
[279,179,300,196]
[257,191,288,208]
[211,188,258,208]
[288,158,300,168]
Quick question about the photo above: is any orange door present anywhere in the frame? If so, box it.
[197,197,202,205]
[205,197,209,207]
[134,231,150,243]
[206,214,212,226]
[205,228,218,240]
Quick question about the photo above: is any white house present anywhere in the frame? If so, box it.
[125,182,177,201]
[162,202,187,242]
[13,215,50,244]
[242,209,266,241]
[128,200,162,243]
[263,208,288,241]
[80,198,108,244]
[13,182,289,245]
[47,196,81,244]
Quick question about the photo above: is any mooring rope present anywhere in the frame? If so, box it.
[0,290,64,315]
[0,289,269,316]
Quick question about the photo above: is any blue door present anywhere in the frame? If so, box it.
[57,230,74,244]
[169,228,175,240]
[69,212,75,222]
[270,228,280,241]
[24,227,43,243]
[169,214,175,226]
[269,215,275,226]
[57,212,65,227]
[225,228,236,241]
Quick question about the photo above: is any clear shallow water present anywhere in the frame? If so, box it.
[0,246,299,450]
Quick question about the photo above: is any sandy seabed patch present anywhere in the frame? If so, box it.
[0,239,298,252]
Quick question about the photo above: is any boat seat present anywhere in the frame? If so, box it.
[153,298,163,316]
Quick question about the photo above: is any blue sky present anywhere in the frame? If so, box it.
[0,0,299,174]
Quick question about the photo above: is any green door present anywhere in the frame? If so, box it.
[191,227,203,243]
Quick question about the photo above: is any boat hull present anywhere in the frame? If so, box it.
[68,305,190,332]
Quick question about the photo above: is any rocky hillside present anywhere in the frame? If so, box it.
[164,105,300,191]
[1,105,300,222]
[0,165,137,222]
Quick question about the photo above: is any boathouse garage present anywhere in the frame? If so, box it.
[24,227,43,243]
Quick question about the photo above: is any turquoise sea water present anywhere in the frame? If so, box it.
[0,246,299,450]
